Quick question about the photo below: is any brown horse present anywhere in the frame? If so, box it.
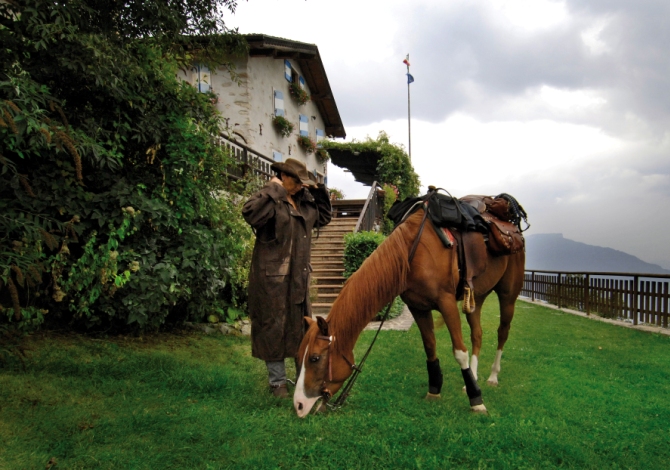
[293,209,525,417]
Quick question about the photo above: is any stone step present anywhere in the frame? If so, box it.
[312,264,344,271]
[312,268,344,275]
[312,284,344,294]
[316,293,340,300]
[312,276,346,284]
[311,256,344,268]
[311,250,343,256]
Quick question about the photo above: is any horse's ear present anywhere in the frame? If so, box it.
[304,316,315,329]
[316,316,329,336]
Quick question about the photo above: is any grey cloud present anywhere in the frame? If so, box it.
[329,0,670,140]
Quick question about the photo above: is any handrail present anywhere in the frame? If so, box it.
[354,181,383,233]
[524,270,670,280]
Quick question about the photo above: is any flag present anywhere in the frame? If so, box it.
[403,55,410,66]
[406,73,414,84]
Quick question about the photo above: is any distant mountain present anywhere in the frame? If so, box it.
[524,233,670,274]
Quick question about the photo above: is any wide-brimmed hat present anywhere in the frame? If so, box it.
[271,158,313,185]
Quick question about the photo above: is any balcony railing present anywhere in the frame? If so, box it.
[522,270,670,328]
[219,135,274,181]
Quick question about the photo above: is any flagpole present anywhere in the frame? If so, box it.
[406,54,412,161]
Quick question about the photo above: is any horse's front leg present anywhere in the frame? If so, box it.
[409,307,443,400]
[437,295,487,414]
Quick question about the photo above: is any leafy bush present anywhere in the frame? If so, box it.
[0,0,252,332]
[322,131,420,200]
[381,183,399,235]
[343,231,387,279]
[343,231,403,320]
[328,187,346,200]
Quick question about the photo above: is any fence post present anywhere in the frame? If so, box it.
[557,273,562,309]
[530,271,535,301]
[584,274,590,315]
[633,275,639,325]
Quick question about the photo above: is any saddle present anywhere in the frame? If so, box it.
[388,189,529,314]
[459,194,528,256]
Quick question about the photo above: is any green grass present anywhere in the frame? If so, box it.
[2,300,670,469]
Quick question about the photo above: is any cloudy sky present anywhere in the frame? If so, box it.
[227,0,670,269]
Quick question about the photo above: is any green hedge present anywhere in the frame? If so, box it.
[343,231,404,320]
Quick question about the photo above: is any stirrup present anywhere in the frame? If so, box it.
[462,286,476,314]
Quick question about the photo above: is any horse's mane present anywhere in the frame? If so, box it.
[328,213,422,354]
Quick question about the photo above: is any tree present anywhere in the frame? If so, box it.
[0,0,252,331]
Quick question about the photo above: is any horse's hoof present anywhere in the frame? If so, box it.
[461,385,467,393]
[470,404,488,414]
[425,392,441,401]
[487,379,499,387]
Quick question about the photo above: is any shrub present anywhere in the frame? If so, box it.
[0,0,252,332]
[343,231,387,279]
[343,231,403,320]
[322,131,420,200]
[329,187,345,200]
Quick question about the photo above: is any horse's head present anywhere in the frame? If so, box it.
[293,316,354,418]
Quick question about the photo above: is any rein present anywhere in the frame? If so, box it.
[326,191,436,411]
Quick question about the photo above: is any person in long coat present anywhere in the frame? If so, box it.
[242,158,332,397]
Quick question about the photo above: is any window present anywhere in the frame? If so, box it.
[274,90,285,117]
[284,60,292,82]
[316,129,325,145]
[192,64,210,93]
[273,151,282,162]
[299,114,309,137]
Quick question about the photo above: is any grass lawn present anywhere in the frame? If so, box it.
[1,299,670,469]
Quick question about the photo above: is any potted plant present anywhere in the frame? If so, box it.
[315,147,330,163]
[297,135,317,154]
[272,115,294,138]
[289,82,310,106]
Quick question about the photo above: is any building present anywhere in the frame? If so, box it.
[180,34,346,184]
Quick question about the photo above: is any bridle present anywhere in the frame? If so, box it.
[315,334,335,400]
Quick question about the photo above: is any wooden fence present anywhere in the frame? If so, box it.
[522,271,670,328]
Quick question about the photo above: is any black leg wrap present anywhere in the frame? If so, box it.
[427,359,443,395]
[461,368,483,406]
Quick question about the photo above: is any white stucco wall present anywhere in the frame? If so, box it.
[178,56,328,181]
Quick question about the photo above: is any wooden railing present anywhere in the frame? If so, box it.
[522,270,670,328]
[219,135,274,181]
[354,181,384,233]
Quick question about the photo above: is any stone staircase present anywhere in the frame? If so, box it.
[310,200,365,315]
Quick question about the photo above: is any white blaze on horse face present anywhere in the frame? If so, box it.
[487,349,503,386]
[454,349,470,370]
[293,347,321,418]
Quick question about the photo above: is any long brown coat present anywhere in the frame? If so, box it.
[242,181,332,361]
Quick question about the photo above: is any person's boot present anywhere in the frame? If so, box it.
[270,384,289,398]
